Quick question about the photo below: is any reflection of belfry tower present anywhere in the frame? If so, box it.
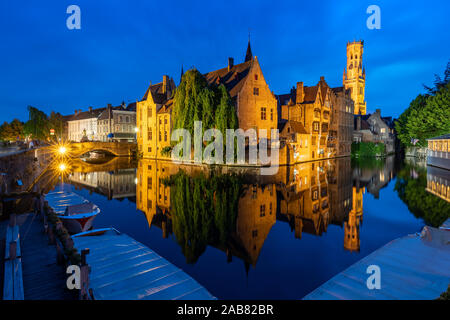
[343,40,366,115]
[344,186,364,252]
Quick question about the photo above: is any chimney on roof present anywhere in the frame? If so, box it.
[228,57,234,71]
[162,75,169,94]
[89,106,93,113]
[107,103,112,109]
[376,108,381,115]
[79,109,82,114]
[296,82,304,104]
[74,110,78,115]
[320,76,325,81]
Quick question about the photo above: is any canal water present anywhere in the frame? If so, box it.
[48,156,449,299]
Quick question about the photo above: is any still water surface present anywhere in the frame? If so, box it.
[50,155,449,299]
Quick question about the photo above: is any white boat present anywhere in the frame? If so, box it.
[45,191,101,234]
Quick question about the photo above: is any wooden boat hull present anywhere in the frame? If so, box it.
[59,213,98,234]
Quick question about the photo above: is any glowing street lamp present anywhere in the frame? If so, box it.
[58,146,67,155]
[58,163,67,172]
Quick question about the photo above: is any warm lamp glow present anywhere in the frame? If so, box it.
[58,146,67,155]
[59,163,67,171]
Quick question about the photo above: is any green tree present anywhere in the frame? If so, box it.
[172,69,238,157]
[23,106,49,140]
[396,63,450,147]
[0,119,24,141]
[395,94,427,146]
[48,111,64,140]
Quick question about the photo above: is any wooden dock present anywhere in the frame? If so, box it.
[303,221,450,300]
[72,229,216,300]
[2,213,76,300]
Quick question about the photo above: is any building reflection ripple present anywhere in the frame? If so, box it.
[135,157,397,267]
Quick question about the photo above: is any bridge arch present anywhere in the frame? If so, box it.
[69,142,136,157]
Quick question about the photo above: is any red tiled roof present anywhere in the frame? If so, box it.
[204,60,252,99]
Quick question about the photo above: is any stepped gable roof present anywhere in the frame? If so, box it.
[204,60,253,99]
[141,78,176,104]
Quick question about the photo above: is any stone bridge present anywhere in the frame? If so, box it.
[69,142,137,157]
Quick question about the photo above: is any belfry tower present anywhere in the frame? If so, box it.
[343,40,366,115]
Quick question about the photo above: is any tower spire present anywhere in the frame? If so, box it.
[245,32,253,62]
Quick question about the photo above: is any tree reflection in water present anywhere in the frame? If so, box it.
[164,171,242,263]
[395,163,450,227]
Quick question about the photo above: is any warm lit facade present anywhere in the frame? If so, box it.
[427,134,450,170]
[136,75,176,158]
[204,44,278,136]
[343,40,366,115]
[279,77,332,161]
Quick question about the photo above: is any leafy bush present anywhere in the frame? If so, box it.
[351,142,386,157]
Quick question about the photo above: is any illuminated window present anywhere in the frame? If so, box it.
[261,107,266,120]
[260,205,265,217]
[313,122,319,132]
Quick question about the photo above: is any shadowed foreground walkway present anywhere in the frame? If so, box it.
[18,213,75,300]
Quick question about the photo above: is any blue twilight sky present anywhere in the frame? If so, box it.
[0,0,449,122]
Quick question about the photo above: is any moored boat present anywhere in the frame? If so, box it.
[45,191,101,234]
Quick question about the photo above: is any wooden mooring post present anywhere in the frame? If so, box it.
[79,248,93,300]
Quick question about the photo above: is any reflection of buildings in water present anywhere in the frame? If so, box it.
[236,184,276,266]
[344,187,364,252]
[69,169,136,200]
[278,161,332,239]
[136,157,365,267]
[426,166,450,203]
[352,155,395,199]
